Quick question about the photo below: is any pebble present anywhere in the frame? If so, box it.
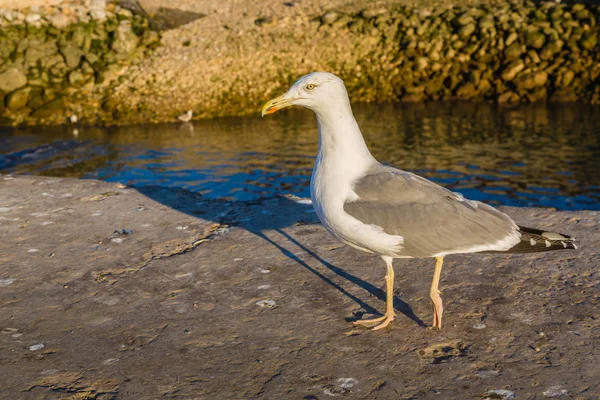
[257,284,271,290]
[543,386,568,397]
[260,269,271,274]
[256,300,276,308]
[336,378,359,389]
[485,390,516,400]
[29,343,45,351]
[0,278,17,287]
[472,323,487,329]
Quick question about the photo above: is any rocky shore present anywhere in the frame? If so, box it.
[0,0,598,126]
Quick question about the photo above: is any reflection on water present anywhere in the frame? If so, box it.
[1,102,599,210]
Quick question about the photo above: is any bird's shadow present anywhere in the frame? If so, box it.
[135,186,425,327]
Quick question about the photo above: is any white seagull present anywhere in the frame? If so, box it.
[262,72,576,330]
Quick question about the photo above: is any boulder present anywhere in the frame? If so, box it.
[6,87,31,111]
[0,67,28,93]
[501,60,525,81]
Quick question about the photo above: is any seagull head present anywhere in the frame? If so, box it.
[261,72,349,116]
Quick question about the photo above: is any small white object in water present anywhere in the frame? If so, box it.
[234,258,243,262]
[543,386,568,398]
[175,226,188,230]
[485,389,515,400]
[336,378,359,389]
[72,129,79,137]
[70,115,78,124]
[178,110,193,122]
[472,323,486,329]
[41,221,53,226]
[103,358,119,365]
[257,284,271,290]
[91,211,103,217]
[111,238,123,244]
[256,299,276,308]
[28,248,39,253]
[0,278,16,287]
[260,269,271,274]
[29,343,45,351]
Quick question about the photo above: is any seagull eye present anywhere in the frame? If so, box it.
[305,83,316,90]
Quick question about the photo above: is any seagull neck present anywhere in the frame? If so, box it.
[315,104,376,170]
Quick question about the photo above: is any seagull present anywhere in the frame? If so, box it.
[261,72,577,330]
[178,110,193,122]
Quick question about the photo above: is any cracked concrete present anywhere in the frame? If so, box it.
[0,174,599,399]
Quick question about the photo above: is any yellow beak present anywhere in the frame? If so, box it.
[261,95,295,116]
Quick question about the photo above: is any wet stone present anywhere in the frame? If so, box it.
[6,87,31,111]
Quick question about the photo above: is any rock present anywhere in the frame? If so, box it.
[111,21,139,55]
[321,11,340,25]
[580,32,597,50]
[47,12,70,28]
[557,69,575,88]
[59,45,83,69]
[498,91,519,103]
[505,31,518,46]
[68,70,85,85]
[30,97,64,118]
[525,29,546,49]
[96,64,123,85]
[405,85,424,95]
[456,82,477,99]
[504,42,523,60]
[25,13,41,24]
[24,47,47,64]
[415,57,428,71]
[571,4,585,13]
[362,8,388,19]
[26,87,45,109]
[539,39,564,60]
[527,86,547,102]
[401,93,423,102]
[516,71,548,90]
[0,67,28,93]
[550,88,577,102]
[459,23,476,39]
[478,79,492,94]
[453,13,474,27]
[6,87,31,110]
[479,16,495,30]
[527,50,541,64]
[501,60,525,81]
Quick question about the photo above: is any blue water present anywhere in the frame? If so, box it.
[1,101,599,210]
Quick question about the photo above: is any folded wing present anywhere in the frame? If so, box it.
[343,166,521,258]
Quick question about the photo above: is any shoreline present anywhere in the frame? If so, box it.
[0,0,598,126]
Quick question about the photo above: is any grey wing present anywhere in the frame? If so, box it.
[344,166,520,258]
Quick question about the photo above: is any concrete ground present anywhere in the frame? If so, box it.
[0,174,598,399]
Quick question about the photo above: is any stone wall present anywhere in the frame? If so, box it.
[0,0,598,126]
[322,2,599,104]
[0,1,160,125]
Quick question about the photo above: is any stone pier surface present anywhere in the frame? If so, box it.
[0,174,598,399]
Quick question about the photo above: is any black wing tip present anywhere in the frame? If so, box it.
[509,225,579,253]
